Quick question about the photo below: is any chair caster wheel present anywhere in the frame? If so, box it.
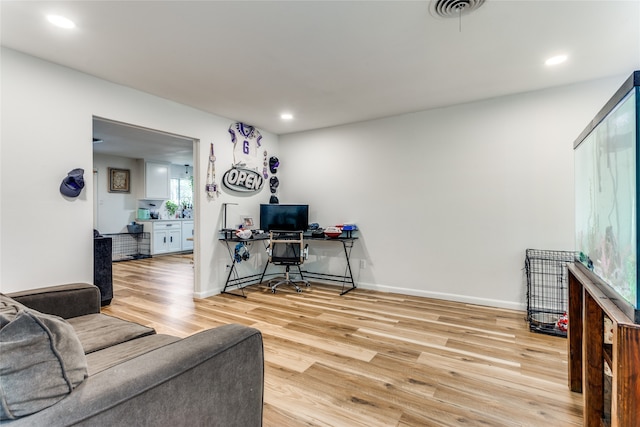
[271,289,276,294]
[306,283,311,287]
[296,288,302,293]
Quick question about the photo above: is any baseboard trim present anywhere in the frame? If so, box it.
[196,280,525,312]
[194,289,220,299]
[355,281,525,311]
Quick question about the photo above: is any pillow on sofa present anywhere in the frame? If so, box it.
[0,295,88,420]
[0,294,28,322]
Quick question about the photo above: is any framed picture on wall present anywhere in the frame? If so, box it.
[241,215,254,229]
[108,168,130,193]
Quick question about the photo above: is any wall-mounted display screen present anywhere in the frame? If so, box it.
[575,75,639,319]
[260,204,309,231]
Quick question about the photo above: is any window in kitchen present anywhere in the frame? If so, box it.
[170,177,193,209]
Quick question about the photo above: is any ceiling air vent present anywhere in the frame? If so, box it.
[430,0,485,18]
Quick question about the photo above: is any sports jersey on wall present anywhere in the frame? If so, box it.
[229,122,262,170]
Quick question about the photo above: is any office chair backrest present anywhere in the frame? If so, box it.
[269,231,304,265]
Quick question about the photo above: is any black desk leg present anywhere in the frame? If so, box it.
[258,260,270,284]
[222,244,246,298]
[340,240,357,295]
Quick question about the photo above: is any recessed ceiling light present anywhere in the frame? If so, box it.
[280,113,293,120]
[47,14,76,29]
[545,54,568,66]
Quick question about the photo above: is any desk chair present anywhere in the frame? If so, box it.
[266,231,309,293]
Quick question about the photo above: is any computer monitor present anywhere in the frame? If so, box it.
[260,204,309,231]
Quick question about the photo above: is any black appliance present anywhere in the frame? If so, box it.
[94,236,113,306]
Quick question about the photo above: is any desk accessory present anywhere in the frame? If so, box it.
[324,226,342,238]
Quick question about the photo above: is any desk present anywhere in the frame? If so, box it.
[298,236,357,295]
[219,235,358,297]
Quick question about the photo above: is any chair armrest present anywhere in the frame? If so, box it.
[7,283,101,318]
[7,324,264,427]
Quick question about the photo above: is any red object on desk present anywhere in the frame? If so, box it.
[324,226,342,238]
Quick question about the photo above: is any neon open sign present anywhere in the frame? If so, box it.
[222,167,264,193]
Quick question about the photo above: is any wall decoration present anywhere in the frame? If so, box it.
[223,122,266,195]
[206,143,220,199]
[60,168,85,198]
[228,122,262,169]
[269,176,279,193]
[262,150,268,179]
[222,166,264,193]
[269,156,279,174]
[108,168,130,193]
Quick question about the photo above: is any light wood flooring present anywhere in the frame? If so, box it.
[102,254,583,426]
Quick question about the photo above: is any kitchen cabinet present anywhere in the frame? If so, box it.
[143,161,170,199]
[138,220,184,255]
[182,220,194,251]
[152,221,181,254]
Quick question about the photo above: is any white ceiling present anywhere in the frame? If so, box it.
[2,1,639,161]
[92,117,195,165]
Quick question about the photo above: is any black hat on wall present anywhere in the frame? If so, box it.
[269,176,279,193]
[269,156,279,174]
[60,168,85,197]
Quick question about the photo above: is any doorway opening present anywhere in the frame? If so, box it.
[92,116,198,294]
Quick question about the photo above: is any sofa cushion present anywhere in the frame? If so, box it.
[86,334,181,375]
[6,283,101,319]
[0,295,88,420]
[67,313,155,354]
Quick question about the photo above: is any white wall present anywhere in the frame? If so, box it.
[0,48,278,295]
[279,76,627,309]
[93,154,139,234]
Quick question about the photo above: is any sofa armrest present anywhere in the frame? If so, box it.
[7,324,264,427]
[7,283,101,319]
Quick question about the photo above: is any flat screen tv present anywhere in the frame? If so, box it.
[260,204,309,231]
[574,70,640,323]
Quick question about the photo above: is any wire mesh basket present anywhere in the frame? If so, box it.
[103,232,151,262]
[525,249,577,337]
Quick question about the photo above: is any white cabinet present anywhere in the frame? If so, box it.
[137,220,189,255]
[143,221,182,254]
[144,161,170,199]
[181,220,194,251]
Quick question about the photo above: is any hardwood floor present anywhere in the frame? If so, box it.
[103,254,583,426]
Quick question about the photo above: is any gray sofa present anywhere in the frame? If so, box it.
[1,283,264,426]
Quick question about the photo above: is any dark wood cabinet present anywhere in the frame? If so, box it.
[568,263,640,426]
